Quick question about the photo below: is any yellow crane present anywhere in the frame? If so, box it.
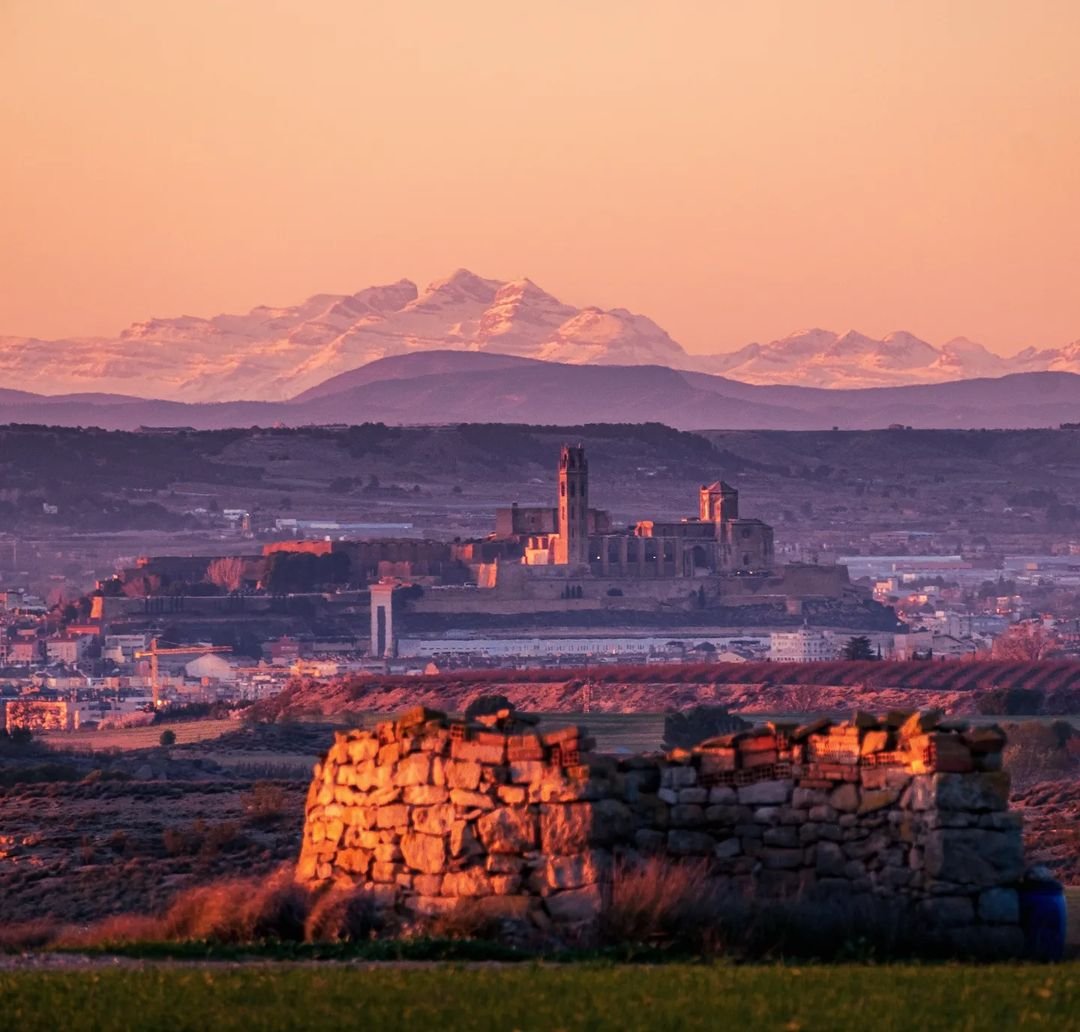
[134,638,233,708]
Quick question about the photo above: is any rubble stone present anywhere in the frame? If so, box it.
[295,707,1024,954]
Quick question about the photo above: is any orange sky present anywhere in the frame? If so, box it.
[2,0,1078,355]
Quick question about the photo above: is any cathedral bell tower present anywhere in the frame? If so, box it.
[699,481,739,523]
[555,444,588,566]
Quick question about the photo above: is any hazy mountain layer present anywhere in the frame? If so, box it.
[1,352,1078,431]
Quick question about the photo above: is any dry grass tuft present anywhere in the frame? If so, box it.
[304,885,383,943]
[600,856,729,952]
[0,918,62,951]
[159,867,308,943]
[56,914,163,949]
[241,781,290,827]
[422,901,506,942]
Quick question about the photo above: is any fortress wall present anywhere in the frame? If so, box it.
[296,708,1024,954]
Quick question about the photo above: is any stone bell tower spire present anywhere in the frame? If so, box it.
[555,444,588,565]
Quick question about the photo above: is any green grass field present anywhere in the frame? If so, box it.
[2,963,1078,1032]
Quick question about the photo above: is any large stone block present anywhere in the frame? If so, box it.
[545,884,604,924]
[661,766,698,789]
[714,837,741,860]
[413,873,444,896]
[763,826,799,848]
[509,760,545,785]
[476,806,538,853]
[905,773,1009,813]
[450,789,496,811]
[404,784,449,806]
[678,787,708,804]
[470,895,535,922]
[413,802,456,836]
[708,785,737,805]
[347,736,379,764]
[352,760,377,792]
[923,828,1024,887]
[376,804,410,829]
[705,804,750,826]
[622,768,661,800]
[828,784,860,813]
[737,779,793,806]
[545,850,612,890]
[670,804,705,827]
[374,841,402,862]
[408,895,457,917]
[336,848,372,875]
[451,738,506,765]
[445,822,477,860]
[917,895,976,927]
[442,866,494,898]
[401,831,446,875]
[370,861,399,883]
[792,787,828,809]
[815,840,846,877]
[540,800,634,853]
[487,854,527,875]
[857,787,902,814]
[667,829,716,855]
[634,828,666,853]
[541,803,592,854]
[324,818,344,846]
[396,753,432,787]
[444,759,482,790]
[978,887,1020,924]
[760,847,804,870]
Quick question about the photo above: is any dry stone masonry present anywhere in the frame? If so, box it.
[297,705,1025,952]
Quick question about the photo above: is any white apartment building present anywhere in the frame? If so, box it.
[397,634,769,662]
[769,629,837,663]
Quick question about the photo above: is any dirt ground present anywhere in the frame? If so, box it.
[0,726,317,926]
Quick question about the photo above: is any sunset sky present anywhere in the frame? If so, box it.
[2,0,1078,355]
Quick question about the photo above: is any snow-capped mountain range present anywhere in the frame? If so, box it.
[2,268,1078,400]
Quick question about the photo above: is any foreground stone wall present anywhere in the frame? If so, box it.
[296,706,1024,952]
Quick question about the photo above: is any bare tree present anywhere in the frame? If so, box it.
[992,622,1059,662]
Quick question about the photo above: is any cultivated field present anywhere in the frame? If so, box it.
[43,720,238,753]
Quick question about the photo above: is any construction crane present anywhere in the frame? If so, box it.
[134,638,232,708]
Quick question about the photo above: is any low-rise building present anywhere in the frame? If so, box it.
[46,634,93,666]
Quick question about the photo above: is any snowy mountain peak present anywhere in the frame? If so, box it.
[2,273,1079,399]
[411,268,501,307]
[492,277,561,304]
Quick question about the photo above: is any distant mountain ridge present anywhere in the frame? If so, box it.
[4,269,1079,400]
[1,351,1079,432]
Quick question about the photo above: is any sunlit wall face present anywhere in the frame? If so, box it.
[1,0,1078,355]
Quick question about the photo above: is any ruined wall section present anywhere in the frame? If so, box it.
[297,707,1024,952]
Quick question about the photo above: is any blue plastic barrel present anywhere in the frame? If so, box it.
[1019,881,1067,962]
